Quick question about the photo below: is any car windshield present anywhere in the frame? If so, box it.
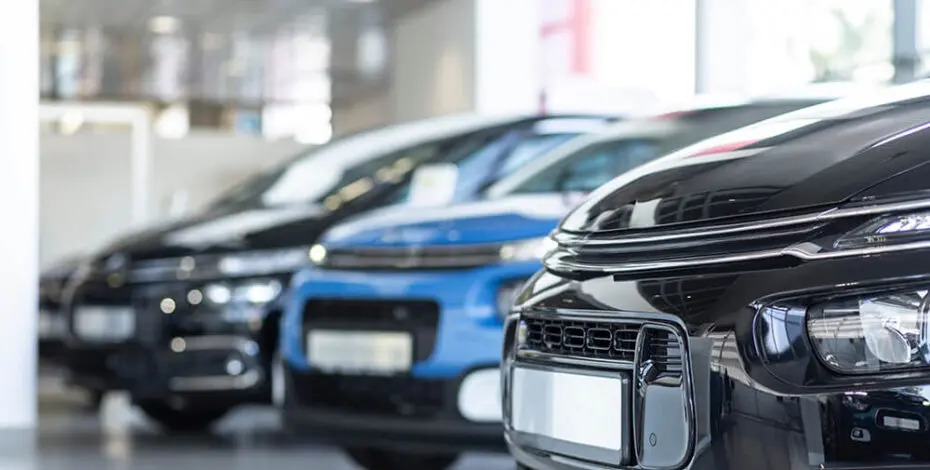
[386,131,578,205]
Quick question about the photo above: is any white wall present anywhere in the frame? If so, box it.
[40,131,306,268]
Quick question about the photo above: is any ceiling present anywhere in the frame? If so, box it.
[39,0,431,35]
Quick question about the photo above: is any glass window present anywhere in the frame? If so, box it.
[388,131,578,205]
[510,139,662,194]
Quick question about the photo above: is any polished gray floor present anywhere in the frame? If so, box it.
[24,375,515,470]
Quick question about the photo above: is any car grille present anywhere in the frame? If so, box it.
[323,244,503,270]
[522,317,683,377]
[295,374,449,418]
[302,299,440,363]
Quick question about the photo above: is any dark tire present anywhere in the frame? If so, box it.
[345,448,459,470]
[138,400,231,433]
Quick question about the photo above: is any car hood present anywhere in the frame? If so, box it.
[322,194,578,248]
[97,203,330,260]
[561,100,930,233]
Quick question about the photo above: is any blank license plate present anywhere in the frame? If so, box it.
[74,306,135,342]
[307,330,413,374]
[511,367,625,451]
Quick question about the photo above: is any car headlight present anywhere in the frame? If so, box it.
[308,244,327,265]
[218,247,311,276]
[834,211,930,251]
[807,289,930,374]
[498,237,558,262]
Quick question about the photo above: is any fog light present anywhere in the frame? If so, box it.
[807,290,930,374]
[225,358,244,376]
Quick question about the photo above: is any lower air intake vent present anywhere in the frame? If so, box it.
[523,318,640,361]
[646,329,683,377]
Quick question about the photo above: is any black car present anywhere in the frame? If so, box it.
[502,82,930,470]
[60,113,616,432]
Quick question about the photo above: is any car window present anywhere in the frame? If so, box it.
[509,139,662,194]
[387,131,583,205]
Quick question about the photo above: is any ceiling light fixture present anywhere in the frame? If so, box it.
[148,16,180,34]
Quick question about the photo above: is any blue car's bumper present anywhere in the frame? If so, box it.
[279,261,539,452]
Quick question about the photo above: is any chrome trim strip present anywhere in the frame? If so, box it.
[546,234,930,274]
[516,349,634,371]
[554,197,930,247]
[167,336,262,392]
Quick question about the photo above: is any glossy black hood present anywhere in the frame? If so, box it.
[96,203,331,261]
[561,93,930,234]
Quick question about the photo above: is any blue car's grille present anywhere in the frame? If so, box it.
[323,244,503,270]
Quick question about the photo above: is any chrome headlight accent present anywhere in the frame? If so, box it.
[217,247,311,276]
[836,211,930,250]
[807,289,930,374]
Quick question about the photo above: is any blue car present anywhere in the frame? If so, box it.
[278,96,836,470]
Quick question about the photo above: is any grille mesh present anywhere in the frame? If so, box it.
[524,318,640,361]
[522,317,684,377]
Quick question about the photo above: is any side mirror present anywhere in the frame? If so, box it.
[407,163,460,207]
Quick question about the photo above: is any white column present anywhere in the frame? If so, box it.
[0,0,39,428]
[472,0,541,115]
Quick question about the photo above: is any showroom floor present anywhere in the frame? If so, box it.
[22,372,515,470]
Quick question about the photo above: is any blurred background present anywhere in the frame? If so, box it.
[36,0,922,266]
[18,0,930,469]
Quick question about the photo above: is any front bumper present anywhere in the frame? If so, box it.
[62,276,284,402]
[504,248,930,470]
[282,365,505,453]
[281,263,539,450]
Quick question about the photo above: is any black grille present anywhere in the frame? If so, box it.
[295,374,449,418]
[324,244,504,271]
[522,317,685,376]
[302,299,439,362]
[524,318,639,361]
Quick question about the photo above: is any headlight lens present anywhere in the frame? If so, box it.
[218,247,311,276]
[807,289,930,374]
[498,237,558,262]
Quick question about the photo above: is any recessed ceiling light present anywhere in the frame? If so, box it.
[148,16,180,34]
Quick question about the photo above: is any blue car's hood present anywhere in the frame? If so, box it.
[322,194,578,248]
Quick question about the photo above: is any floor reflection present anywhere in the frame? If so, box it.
[27,380,515,470]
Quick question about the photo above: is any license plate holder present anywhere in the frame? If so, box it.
[510,366,631,466]
[306,330,413,375]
